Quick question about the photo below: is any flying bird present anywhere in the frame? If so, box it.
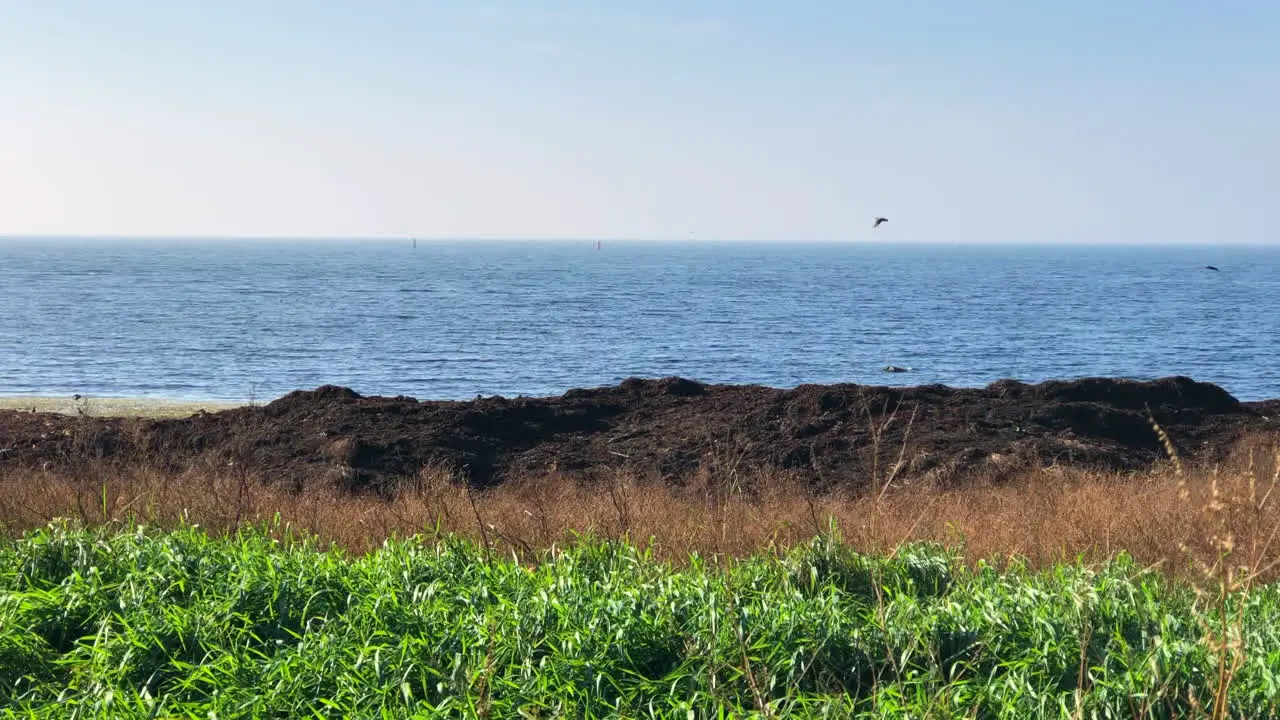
[873,217,889,228]
[1204,265,1220,271]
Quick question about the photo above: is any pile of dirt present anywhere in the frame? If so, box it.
[2,376,1277,493]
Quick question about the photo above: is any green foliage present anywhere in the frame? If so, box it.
[0,520,1277,718]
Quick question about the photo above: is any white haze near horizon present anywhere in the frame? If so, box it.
[0,1,1277,245]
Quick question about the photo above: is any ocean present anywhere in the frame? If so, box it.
[1,238,1277,402]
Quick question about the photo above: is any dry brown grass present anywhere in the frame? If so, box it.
[1,435,1277,581]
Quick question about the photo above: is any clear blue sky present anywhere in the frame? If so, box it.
[1,1,1276,243]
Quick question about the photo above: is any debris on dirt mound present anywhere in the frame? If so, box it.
[1,376,1275,492]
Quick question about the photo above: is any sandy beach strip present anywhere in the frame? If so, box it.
[0,395,245,418]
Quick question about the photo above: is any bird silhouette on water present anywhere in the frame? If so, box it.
[873,217,889,228]
[1205,265,1220,271]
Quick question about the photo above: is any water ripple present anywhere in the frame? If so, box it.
[1,239,1277,401]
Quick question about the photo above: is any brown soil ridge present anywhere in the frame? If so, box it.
[2,376,1278,492]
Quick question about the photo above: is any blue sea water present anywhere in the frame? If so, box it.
[0,238,1277,402]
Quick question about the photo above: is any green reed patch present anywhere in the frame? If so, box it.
[1,521,1278,718]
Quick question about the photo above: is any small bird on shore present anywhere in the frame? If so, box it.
[1205,265,1220,271]
[873,217,889,228]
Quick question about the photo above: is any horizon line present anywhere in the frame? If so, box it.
[0,234,1274,247]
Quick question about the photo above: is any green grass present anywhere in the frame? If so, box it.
[2,521,1279,719]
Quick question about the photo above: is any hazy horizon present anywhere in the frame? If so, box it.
[1,235,1278,248]
[2,235,1277,252]
[2,1,1277,244]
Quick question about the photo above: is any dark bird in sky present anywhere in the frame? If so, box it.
[1205,265,1220,271]
[873,217,889,228]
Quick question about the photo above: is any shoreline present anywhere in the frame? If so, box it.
[4,373,1280,419]
[0,395,244,418]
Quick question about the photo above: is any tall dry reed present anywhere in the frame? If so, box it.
[1,439,1276,581]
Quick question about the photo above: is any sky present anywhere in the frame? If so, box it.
[1,1,1277,243]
